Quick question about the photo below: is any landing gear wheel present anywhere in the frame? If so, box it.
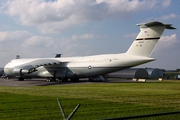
[46,78,52,82]
[70,78,79,82]
[18,77,24,81]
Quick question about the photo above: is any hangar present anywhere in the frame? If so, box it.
[108,68,164,79]
[146,68,164,79]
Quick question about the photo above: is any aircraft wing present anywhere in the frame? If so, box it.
[13,59,60,75]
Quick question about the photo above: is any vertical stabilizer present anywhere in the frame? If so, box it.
[126,21,175,57]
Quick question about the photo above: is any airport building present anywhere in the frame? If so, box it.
[108,68,164,79]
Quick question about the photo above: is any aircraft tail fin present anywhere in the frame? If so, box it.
[126,21,176,57]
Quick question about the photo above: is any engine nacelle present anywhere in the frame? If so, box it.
[13,69,29,75]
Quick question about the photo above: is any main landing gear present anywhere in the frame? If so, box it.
[89,76,106,82]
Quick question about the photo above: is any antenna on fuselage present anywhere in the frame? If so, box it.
[55,54,62,58]
[16,55,20,59]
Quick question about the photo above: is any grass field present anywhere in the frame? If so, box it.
[0,80,180,120]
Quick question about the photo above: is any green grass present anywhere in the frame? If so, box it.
[0,80,180,119]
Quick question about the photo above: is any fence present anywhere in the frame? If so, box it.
[1,94,180,120]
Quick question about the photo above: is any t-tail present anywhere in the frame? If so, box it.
[126,21,176,57]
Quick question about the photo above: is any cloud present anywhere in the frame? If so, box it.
[155,34,179,52]
[61,33,96,43]
[22,36,55,47]
[159,13,179,21]
[146,13,180,22]
[123,33,137,38]
[0,31,32,42]
[0,30,56,49]
[71,34,96,41]
[2,0,166,33]
[162,0,171,7]
[59,33,97,52]
[0,30,58,57]
[1,33,95,58]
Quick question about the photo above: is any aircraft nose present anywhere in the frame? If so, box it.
[4,63,13,75]
[4,67,8,74]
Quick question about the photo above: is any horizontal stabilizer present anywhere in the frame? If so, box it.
[137,21,176,29]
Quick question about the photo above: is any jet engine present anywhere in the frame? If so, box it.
[13,69,29,75]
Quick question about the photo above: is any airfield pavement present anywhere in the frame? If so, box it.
[0,78,159,87]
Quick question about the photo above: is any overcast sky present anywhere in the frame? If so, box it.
[0,0,179,70]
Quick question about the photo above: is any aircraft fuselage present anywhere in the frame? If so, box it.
[4,53,155,79]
